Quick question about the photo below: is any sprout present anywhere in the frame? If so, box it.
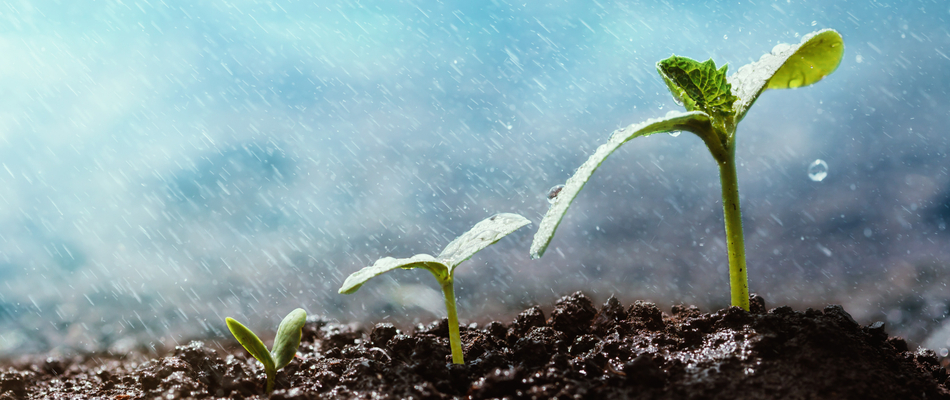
[339,213,530,364]
[226,308,307,393]
[530,29,845,311]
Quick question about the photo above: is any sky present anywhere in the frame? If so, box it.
[0,0,948,355]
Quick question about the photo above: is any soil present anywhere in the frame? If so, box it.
[2,292,949,399]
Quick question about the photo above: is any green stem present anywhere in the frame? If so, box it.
[265,365,276,393]
[440,279,464,364]
[718,145,750,311]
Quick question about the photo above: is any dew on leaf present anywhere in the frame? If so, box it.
[547,184,565,204]
[771,43,792,55]
[807,159,828,181]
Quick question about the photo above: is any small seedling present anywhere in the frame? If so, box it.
[530,29,844,311]
[226,308,307,393]
[339,213,530,364]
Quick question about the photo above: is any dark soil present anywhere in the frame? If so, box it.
[3,292,949,399]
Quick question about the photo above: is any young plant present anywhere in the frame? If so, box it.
[530,29,845,311]
[339,213,530,364]
[226,308,307,393]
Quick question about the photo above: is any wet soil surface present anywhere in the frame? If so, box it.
[3,292,949,399]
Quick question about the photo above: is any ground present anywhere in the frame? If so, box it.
[2,292,948,399]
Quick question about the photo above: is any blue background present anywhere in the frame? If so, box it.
[0,0,948,355]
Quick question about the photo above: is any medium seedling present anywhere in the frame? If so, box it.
[226,308,307,393]
[339,213,530,364]
[530,29,844,310]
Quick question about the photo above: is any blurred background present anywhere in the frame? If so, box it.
[1,0,948,357]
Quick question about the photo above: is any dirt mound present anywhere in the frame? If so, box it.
[3,292,948,399]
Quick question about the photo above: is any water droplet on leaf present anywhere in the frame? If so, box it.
[668,131,681,137]
[771,43,792,55]
[546,184,565,204]
[807,159,828,181]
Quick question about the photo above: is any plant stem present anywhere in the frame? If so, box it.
[265,365,276,393]
[718,145,750,311]
[440,279,465,364]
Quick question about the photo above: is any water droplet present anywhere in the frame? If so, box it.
[723,34,728,40]
[547,184,565,204]
[807,159,828,182]
[668,131,681,137]
[864,228,872,238]
[811,21,817,26]
[771,43,792,55]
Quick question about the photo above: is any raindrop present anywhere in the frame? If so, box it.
[546,184,565,204]
[864,228,872,238]
[811,21,817,26]
[668,131,681,137]
[807,159,828,182]
[771,43,792,55]
[723,34,728,40]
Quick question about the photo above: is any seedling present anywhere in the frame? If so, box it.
[339,213,530,364]
[530,29,844,311]
[226,308,307,393]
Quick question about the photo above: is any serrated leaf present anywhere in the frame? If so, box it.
[338,254,448,294]
[226,317,275,371]
[270,308,306,369]
[437,213,531,271]
[530,111,715,259]
[657,56,739,124]
[729,29,844,122]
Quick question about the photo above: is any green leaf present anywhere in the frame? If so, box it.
[437,213,531,272]
[657,56,739,127]
[729,29,844,122]
[530,111,715,259]
[226,317,275,371]
[339,213,530,293]
[338,254,448,294]
[270,308,307,369]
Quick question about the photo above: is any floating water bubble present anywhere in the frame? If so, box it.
[546,184,565,204]
[668,131,681,137]
[807,159,828,181]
